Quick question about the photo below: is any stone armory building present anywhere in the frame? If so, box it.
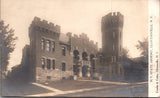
[27,17,99,82]
[20,12,124,82]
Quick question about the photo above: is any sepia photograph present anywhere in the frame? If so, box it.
[0,0,149,97]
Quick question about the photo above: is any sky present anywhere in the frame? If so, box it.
[1,0,148,69]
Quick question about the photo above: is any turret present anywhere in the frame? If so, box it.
[101,12,124,64]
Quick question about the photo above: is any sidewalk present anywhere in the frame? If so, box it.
[27,79,148,97]
[77,79,148,85]
[33,79,148,92]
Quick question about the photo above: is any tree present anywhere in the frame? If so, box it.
[135,37,148,67]
[136,37,148,57]
[0,20,17,73]
[121,47,129,59]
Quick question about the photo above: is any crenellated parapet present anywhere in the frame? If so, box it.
[101,12,123,31]
[79,33,89,41]
[30,16,61,33]
[73,34,79,38]
[66,32,98,50]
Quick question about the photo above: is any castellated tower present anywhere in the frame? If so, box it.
[101,12,123,64]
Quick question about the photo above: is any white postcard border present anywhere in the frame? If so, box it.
[148,0,160,97]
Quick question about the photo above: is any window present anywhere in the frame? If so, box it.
[111,56,114,63]
[46,40,51,51]
[42,28,45,32]
[62,46,66,56]
[47,76,51,79]
[41,38,45,50]
[120,68,122,75]
[111,56,116,63]
[62,63,66,71]
[52,41,55,52]
[41,58,45,69]
[100,55,103,63]
[112,69,114,74]
[114,56,116,62]
[113,44,115,51]
[52,60,55,69]
[46,29,48,33]
[47,59,51,69]
[113,32,115,39]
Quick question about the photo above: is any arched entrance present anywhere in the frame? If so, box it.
[82,65,89,77]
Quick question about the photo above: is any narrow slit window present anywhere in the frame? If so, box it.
[113,32,115,39]
[52,41,55,52]
[114,56,116,62]
[113,44,115,51]
[52,60,55,69]
[62,46,66,56]
[62,63,66,71]
[41,58,45,69]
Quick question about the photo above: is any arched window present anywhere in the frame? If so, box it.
[73,50,79,59]
[73,50,80,64]
[82,52,88,61]
[52,41,55,52]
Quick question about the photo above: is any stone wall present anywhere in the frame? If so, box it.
[36,67,73,83]
[98,63,124,81]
